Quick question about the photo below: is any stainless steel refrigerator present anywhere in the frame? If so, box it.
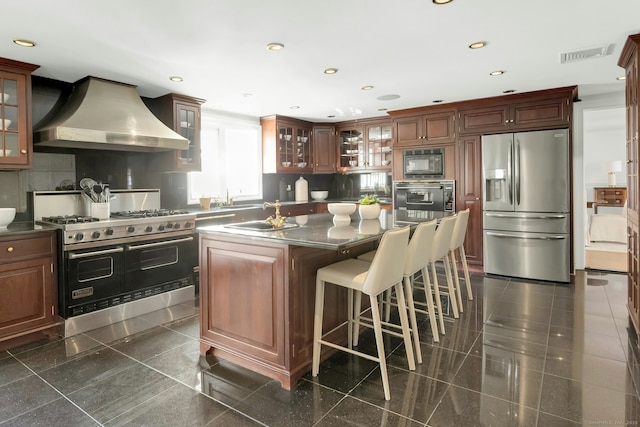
[482,129,570,282]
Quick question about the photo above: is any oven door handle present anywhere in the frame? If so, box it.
[126,236,194,251]
[395,186,443,190]
[68,247,124,259]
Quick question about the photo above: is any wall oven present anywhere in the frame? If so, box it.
[393,180,455,213]
[403,148,445,179]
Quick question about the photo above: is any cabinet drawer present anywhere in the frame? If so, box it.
[0,235,54,263]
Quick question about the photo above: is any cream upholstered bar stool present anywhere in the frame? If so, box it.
[356,219,440,347]
[449,209,473,308]
[428,215,459,331]
[312,226,412,401]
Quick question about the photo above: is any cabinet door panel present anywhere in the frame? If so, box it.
[458,105,509,134]
[511,98,569,129]
[0,258,53,337]
[423,111,455,143]
[395,117,421,146]
[312,126,335,173]
[457,135,482,265]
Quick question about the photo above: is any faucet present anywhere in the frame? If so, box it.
[263,200,287,228]
[226,189,233,206]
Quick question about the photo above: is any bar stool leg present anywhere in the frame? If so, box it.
[420,266,440,343]
[430,262,446,335]
[369,293,391,401]
[403,276,423,363]
[312,278,326,377]
[352,290,362,347]
[443,254,459,319]
[449,250,464,313]
[460,246,473,300]
[394,281,416,371]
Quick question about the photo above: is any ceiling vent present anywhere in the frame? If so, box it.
[560,44,614,63]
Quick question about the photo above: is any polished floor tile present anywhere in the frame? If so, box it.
[1,271,639,426]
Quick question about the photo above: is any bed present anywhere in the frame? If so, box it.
[585,212,628,272]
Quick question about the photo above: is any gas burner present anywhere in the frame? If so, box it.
[41,215,100,224]
[111,209,189,218]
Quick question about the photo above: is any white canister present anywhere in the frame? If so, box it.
[295,176,308,202]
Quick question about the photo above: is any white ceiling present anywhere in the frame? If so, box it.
[2,0,639,122]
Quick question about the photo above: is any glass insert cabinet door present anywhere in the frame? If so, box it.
[177,105,199,167]
[278,125,312,170]
[366,124,392,168]
[0,76,21,158]
[339,128,363,168]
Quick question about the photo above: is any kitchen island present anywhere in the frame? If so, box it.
[197,210,449,389]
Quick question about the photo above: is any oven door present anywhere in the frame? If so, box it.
[124,236,194,295]
[65,245,125,316]
[395,183,445,211]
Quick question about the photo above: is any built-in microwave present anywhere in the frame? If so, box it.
[403,148,445,179]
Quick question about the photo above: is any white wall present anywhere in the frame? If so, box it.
[572,91,625,270]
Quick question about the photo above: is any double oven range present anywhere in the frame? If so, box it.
[393,179,455,223]
[33,189,196,334]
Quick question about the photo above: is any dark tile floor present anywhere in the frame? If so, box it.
[1,269,640,426]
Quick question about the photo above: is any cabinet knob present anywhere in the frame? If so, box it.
[7,247,13,252]
[20,149,27,154]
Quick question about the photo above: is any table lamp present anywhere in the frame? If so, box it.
[605,160,622,186]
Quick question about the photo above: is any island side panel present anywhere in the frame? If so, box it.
[200,236,287,369]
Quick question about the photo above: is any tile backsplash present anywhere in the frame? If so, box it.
[0,152,76,215]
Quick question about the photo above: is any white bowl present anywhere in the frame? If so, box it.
[328,203,356,217]
[281,161,292,167]
[0,149,11,157]
[1,93,8,103]
[381,160,391,166]
[297,162,307,168]
[348,160,358,167]
[310,190,328,201]
[1,119,10,130]
[0,208,16,229]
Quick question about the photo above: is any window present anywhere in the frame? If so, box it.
[188,111,262,204]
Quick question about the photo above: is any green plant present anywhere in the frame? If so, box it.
[358,194,381,205]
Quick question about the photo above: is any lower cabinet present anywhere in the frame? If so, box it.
[0,231,61,349]
[199,233,376,389]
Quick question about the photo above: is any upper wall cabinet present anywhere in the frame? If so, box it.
[458,96,571,135]
[312,125,336,174]
[145,93,205,172]
[0,58,39,170]
[261,115,313,174]
[337,118,392,171]
[394,110,456,147]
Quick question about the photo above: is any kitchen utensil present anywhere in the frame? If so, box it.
[93,184,103,202]
[56,179,76,190]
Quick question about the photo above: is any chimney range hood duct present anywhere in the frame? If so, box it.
[34,76,189,152]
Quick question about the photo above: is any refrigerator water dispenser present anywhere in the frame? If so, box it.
[484,168,507,202]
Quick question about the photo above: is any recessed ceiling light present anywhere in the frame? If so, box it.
[290,105,300,109]
[361,85,374,91]
[242,93,252,97]
[433,0,453,4]
[469,41,487,49]
[377,94,400,101]
[327,115,336,118]
[617,76,626,81]
[267,42,284,51]
[433,100,444,103]
[324,68,338,74]
[503,89,516,93]
[169,76,183,82]
[13,39,36,47]
[377,108,388,111]
[489,70,504,76]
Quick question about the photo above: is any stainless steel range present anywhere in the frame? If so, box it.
[33,189,196,335]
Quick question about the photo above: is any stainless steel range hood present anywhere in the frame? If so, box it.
[34,76,189,152]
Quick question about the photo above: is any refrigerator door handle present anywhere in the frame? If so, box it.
[507,142,513,205]
[515,139,521,206]
[485,213,567,219]
[486,231,567,241]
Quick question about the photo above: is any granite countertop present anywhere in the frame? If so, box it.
[0,221,58,237]
[189,199,392,216]
[197,210,451,251]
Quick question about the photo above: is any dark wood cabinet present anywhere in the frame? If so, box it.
[262,115,313,174]
[336,119,392,171]
[199,232,377,389]
[456,134,483,265]
[145,93,205,172]
[279,203,316,217]
[312,125,336,173]
[394,110,456,147]
[0,231,61,350]
[458,96,570,135]
[0,58,39,169]
[619,33,640,342]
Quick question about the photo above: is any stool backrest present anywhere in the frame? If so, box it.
[363,226,410,296]
[429,215,456,262]
[405,219,437,276]
[450,209,470,250]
